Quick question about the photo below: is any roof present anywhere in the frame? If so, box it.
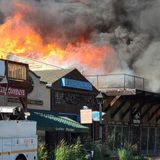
[34,68,75,84]
[28,109,89,133]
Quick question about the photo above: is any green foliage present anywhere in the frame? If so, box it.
[37,144,48,160]
[118,144,137,160]
[54,139,86,160]
[117,145,153,160]
[54,140,69,160]
[118,148,127,160]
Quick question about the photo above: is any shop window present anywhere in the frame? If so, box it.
[55,92,64,104]
[122,126,129,147]
[156,128,160,154]
[148,128,155,154]
[107,125,115,152]
[55,91,93,107]
[114,126,122,149]
[141,128,148,154]
[132,126,140,152]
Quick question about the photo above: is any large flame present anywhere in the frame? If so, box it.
[0,0,113,73]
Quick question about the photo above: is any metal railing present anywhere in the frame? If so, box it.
[85,74,145,91]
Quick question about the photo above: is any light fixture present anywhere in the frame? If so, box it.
[96,92,105,142]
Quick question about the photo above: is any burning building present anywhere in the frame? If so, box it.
[0,0,160,156]
[0,0,159,93]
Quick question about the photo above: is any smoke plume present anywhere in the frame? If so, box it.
[0,0,160,91]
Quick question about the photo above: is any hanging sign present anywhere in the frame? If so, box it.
[80,109,92,124]
[92,111,106,121]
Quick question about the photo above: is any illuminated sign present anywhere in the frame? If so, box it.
[61,78,92,91]
[92,111,106,121]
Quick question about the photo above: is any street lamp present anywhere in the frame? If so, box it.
[96,92,105,142]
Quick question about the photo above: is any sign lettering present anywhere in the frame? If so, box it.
[0,85,25,98]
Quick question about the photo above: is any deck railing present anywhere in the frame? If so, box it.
[85,74,145,91]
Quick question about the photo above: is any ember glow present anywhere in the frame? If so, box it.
[0,0,113,73]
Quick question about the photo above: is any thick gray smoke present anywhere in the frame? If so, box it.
[0,0,160,92]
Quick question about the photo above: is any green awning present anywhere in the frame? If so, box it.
[28,109,89,133]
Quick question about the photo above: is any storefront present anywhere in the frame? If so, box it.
[4,67,95,150]
[85,74,160,156]
[0,59,29,117]
[102,89,160,156]
[28,109,89,151]
[33,68,99,149]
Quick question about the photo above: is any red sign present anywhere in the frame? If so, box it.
[0,85,26,98]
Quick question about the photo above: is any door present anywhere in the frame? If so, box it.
[2,138,11,160]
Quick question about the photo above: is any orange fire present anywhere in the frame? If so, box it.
[0,0,113,73]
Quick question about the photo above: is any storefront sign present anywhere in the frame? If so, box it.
[0,85,25,97]
[132,106,141,124]
[61,78,92,91]
[80,109,92,124]
[92,111,106,121]
[8,97,43,105]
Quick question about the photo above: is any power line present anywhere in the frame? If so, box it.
[2,52,64,70]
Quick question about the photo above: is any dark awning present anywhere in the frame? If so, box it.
[28,109,89,133]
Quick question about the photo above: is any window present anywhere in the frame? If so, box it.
[107,125,115,152]
[141,128,148,154]
[0,60,5,77]
[122,126,129,147]
[8,62,27,80]
[148,128,155,153]
[54,91,93,107]
[156,128,160,154]
[55,92,64,104]
[114,126,122,149]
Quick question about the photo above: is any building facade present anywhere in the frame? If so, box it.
[35,68,99,150]
[86,74,160,156]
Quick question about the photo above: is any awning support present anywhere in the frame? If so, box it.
[148,105,160,121]
[103,97,117,113]
[141,103,156,120]
[111,100,127,118]
[156,115,160,122]
[121,102,137,120]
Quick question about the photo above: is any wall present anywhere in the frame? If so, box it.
[7,71,51,111]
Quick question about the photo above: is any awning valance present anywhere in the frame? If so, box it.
[28,109,89,133]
